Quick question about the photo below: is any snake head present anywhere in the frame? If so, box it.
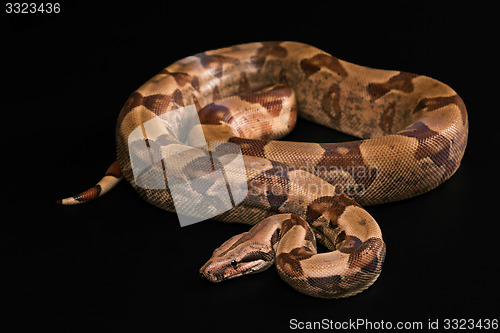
[199,232,276,282]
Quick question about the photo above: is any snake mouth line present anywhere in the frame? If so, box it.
[200,266,257,283]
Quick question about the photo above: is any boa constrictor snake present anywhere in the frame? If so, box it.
[59,41,468,298]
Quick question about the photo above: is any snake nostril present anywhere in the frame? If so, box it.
[200,270,210,279]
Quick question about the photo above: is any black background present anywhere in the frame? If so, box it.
[2,1,496,330]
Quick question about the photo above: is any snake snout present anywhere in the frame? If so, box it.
[199,269,219,283]
[199,260,229,282]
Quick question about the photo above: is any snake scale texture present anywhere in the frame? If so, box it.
[59,41,468,298]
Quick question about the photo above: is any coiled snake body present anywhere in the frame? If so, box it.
[59,42,468,298]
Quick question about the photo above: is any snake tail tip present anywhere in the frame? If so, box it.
[55,196,81,205]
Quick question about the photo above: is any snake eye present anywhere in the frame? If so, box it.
[231,260,238,268]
